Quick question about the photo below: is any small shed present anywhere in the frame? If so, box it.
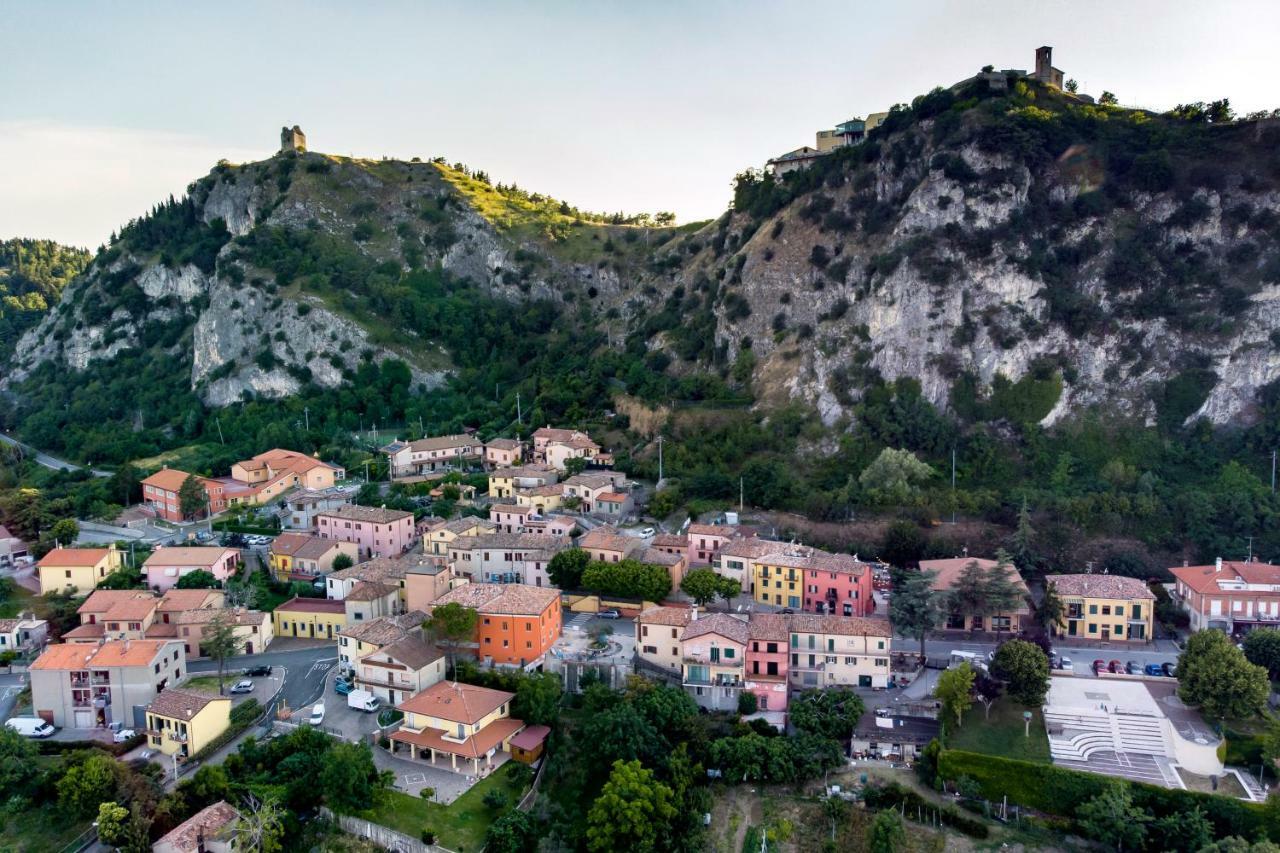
[508,724,551,764]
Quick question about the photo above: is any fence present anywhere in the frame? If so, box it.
[319,808,461,853]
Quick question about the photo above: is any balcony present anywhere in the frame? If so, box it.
[682,656,743,668]
[683,674,743,687]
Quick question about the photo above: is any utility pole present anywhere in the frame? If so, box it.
[739,476,744,511]
[516,392,522,424]
[418,416,424,438]
[303,407,310,431]
[216,418,225,445]
[1271,450,1276,493]
[363,460,371,483]
[656,435,665,484]
[950,447,956,524]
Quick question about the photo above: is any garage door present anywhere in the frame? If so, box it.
[74,709,93,728]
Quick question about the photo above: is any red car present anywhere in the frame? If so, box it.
[1108,659,1123,673]
[1092,659,1107,674]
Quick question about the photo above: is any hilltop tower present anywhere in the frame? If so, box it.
[1033,46,1064,89]
[280,125,307,153]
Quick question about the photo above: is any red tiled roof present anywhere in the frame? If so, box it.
[390,716,523,760]
[38,547,113,567]
[274,597,345,614]
[1171,561,1280,595]
[397,680,514,724]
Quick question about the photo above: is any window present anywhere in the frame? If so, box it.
[1089,604,1098,614]
[1131,604,1142,619]
[643,645,657,654]
[844,656,856,665]
[1114,625,1123,636]
[1088,623,1097,633]
[723,647,735,659]
[1102,605,1111,615]
[1115,606,1124,617]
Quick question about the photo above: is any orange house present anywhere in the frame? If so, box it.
[425,583,561,667]
[141,468,225,522]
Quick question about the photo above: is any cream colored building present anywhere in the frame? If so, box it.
[388,681,526,774]
[354,634,444,705]
[145,687,231,759]
[788,614,892,689]
[635,605,695,676]
[37,546,125,595]
[1045,573,1155,643]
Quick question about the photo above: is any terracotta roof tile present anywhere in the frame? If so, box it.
[31,639,176,670]
[321,504,414,524]
[1045,574,1155,600]
[396,680,513,724]
[154,801,239,853]
[148,687,227,719]
[637,605,694,627]
[681,612,750,644]
[143,547,238,567]
[38,547,114,568]
[430,582,560,616]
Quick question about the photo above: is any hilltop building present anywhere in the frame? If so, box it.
[280,125,306,152]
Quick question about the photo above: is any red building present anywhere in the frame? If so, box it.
[802,553,874,617]
[744,613,790,725]
[141,468,225,522]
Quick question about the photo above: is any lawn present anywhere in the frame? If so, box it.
[0,580,39,619]
[355,763,529,852]
[0,794,92,850]
[948,699,1051,763]
[182,675,233,694]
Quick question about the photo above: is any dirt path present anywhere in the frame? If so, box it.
[708,784,764,853]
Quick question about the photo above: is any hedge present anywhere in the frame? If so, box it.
[38,732,147,756]
[213,522,279,536]
[1223,729,1277,782]
[862,781,989,838]
[937,750,1274,841]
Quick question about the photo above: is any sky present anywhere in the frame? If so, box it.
[3,0,1279,249]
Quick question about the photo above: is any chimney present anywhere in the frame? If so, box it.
[1215,557,1222,573]
[690,606,698,622]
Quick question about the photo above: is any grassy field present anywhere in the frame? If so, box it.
[0,802,93,851]
[181,675,232,694]
[948,699,1051,763]
[0,581,40,619]
[355,763,528,851]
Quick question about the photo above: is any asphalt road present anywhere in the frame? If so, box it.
[187,642,336,716]
[0,432,112,477]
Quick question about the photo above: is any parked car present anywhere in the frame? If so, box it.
[780,608,795,614]
[1108,660,1123,673]
[6,717,55,738]
[1125,661,1142,674]
[1092,659,1107,674]
[113,728,137,743]
[230,680,255,694]
[597,609,621,620]
[308,702,325,726]
[334,677,353,695]
[1144,663,1165,676]
[638,527,655,537]
[1162,662,1177,677]
[1058,657,1074,673]
[243,665,272,677]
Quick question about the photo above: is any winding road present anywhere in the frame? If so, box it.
[0,432,112,477]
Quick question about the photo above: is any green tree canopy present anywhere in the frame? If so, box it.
[890,566,940,660]
[1077,782,1148,852]
[585,759,676,853]
[990,639,1050,706]
[176,569,220,589]
[178,474,208,520]
[202,610,246,694]
[1177,629,1271,720]
[425,602,479,673]
[57,752,122,817]
[0,726,39,791]
[858,447,935,505]
[868,809,906,853]
[1242,628,1280,680]
[680,568,737,607]
[581,558,671,602]
[513,671,562,726]
[547,548,591,590]
[790,689,866,741]
[936,662,976,727]
[330,552,354,572]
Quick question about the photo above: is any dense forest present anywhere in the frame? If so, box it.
[0,238,90,361]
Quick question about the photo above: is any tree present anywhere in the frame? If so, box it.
[97,564,145,590]
[889,567,940,661]
[1177,629,1271,721]
[1150,806,1212,853]
[972,671,1003,720]
[547,548,591,590]
[330,553,354,572]
[178,474,208,520]
[318,741,388,811]
[563,456,588,476]
[203,610,246,694]
[858,448,934,505]
[513,672,562,726]
[936,662,975,727]
[790,689,865,741]
[425,602,479,675]
[1243,628,1280,680]
[232,795,284,853]
[990,639,1050,706]
[586,760,676,853]
[482,788,508,810]
[176,569,221,589]
[49,517,79,546]
[1099,91,1119,106]
[738,691,758,715]
[1077,782,1148,852]
[1009,498,1036,571]
[485,809,537,853]
[95,802,131,848]
[868,809,906,853]
[1065,79,1079,93]
[584,702,663,767]
[0,725,39,791]
[580,558,671,602]
[982,550,1023,638]
[58,752,121,816]
[880,520,926,569]
[948,559,990,634]
[1037,580,1064,633]
[680,568,735,608]
[1260,712,1280,768]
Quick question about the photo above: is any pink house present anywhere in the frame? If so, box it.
[744,613,790,724]
[490,504,535,534]
[687,523,753,566]
[802,553,875,617]
[315,505,416,559]
[143,547,241,592]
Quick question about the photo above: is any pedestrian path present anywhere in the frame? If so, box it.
[565,613,592,633]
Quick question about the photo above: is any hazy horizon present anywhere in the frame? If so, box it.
[3,0,1278,248]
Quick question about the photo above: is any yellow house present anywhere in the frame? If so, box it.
[146,687,232,759]
[513,484,565,513]
[388,681,525,774]
[268,533,358,582]
[1044,574,1156,643]
[487,465,558,500]
[752,553,807,609]
[272,597,346,640]
[423,517,496,557]
[37,546,126,595]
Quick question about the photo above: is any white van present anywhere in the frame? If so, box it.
[347,689,380,713]
[6,717,55,738]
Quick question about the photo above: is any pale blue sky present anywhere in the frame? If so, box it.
[4,0,1278,247]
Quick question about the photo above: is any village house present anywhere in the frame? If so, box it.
[153,801,239,853]
[268,532,359,582]
[0,524,30,569]
[422,517,496,557]
[388,680,526,775]
[0,613,48,654]
[315,504,416,559]
[344,580,401,624]
[513,483,567,515]
[635,605,695,676]
[521,514,576,538]
[918,556,1032,634]
[530,426,606,465]
[1170,558,1280,634]
[63,588,223,648]
[447,532,570,587]
[404,561,457,613]
[280,486,356,530]
[326,555,413,605]
[273,597,346,640]
[381,434,484,480]
[562,471,631,515]
[29,639,186,728]
[488,464,558,500]
[744,613,791,725]
[750,548,876,617]
[143,546,241,592]
[681,612,749,712]
[141,468,224,522]
[223,448,345,504]
[765,145,826,177]
[544,433,610,472]
[578,526,639,564]
[713,538,780,593]
[688,523,752,567]
[851,711,941,761]
[490,503,535,534]
[337,610,427,674]
[426,583,562,668]
[145,687,231,761]
[788,614,892,689]
[354,634,445,705]
[651,533,688,558]
[1044,573,1155,643]
[37,545,126,595]
[641,546,687,591]
[170,607,273,656]
[484,437,523,468]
